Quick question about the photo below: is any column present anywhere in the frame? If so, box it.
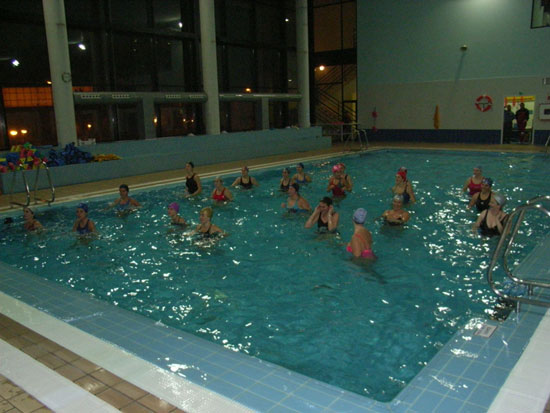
[296,0,310,128]
[42,0,77,147]
[199,0,221,135]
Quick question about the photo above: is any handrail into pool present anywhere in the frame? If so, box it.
[8,162,55,208]
[8,169,31,208]
[487,195,550,308]
[545,134,550,154]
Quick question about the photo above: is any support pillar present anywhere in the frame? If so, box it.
[42,0,77,147]
[296,0,311,128]
[199,0,221,135]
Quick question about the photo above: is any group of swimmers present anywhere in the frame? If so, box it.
[19,161,509,259]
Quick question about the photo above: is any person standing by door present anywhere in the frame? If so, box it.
[503,105,514,144]
[515,103,530,143]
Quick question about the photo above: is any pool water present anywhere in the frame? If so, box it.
[1,149,549,402]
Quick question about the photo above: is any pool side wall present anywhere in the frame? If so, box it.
[2,127,329,193]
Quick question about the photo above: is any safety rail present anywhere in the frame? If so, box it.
[545,134,550,154]
[315,123,368,150]
[487,195,550,308]
[8,161,55,208]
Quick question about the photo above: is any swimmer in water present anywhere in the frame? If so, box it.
[280,168,291,192]
[23,207,43,231]
[382,195,410,225]
[184,161,202,198]
[304,196,339,232]
[167,202,187,226]
[291,162,312,184]
[468,177,494,213]
[337,162,353,192]
[109,184,140,212]
[327,164,351,198]
[195,207,224,237]
[462,166,484,197]
[231,166,258,189]
[392,168,415,204]
[472,192,508,237]
[211,177,233,202]
[72,203,96,235]
[347,208,376,259]
[281,183,311,213]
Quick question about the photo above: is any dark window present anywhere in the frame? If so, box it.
[225,0,253,43]
[155,103,203,137]
[112,34,154,91]
[68,29,108,89]
[156,38,185,89]
[226,46,254,92]
[65,0,104,27]
[109,0,150,27]
[153,0,182,32]
[258,49,282,93]
[256,4,282,46]
[5,107,57,147]
[220,101,257,132]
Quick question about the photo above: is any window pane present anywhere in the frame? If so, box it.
[258,49,282,93]
[0,22,50,86]
[256,4,282,46]
[5,107,57,146]
[286,51,297,93]
[0,0,44,18]
[65,0,103,26]
[110,0,149,27]
[153,0,182,32]
[156,38,185,89]
[313,4,341,52]
[75,105,112,143]
[220,101,257,132]
[112,34,154,91]
[156,103,203,137]
[342,1,356,49]
[227,46,254,92]
[68,29,107,88]
[225,0,252,42]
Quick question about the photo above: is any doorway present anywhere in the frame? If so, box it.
[502,96,535,144]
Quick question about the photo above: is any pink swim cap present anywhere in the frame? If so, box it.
[168,202,179,213]
[332,164,342,173]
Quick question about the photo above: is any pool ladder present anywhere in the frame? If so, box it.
[545,134,550,154]
[8,161,56,208]
[487,195,550,310]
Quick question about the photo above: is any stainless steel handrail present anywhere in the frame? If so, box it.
[487,196,550,307]
[8,169,31,208]
[32,161,55,205]
[545,135,550,154]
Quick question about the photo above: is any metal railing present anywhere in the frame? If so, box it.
[8,161,55,208]
[487,195,550,308]
[314,123,368,150]
[545,134,550,154]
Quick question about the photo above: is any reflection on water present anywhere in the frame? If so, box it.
[1,150,549,401]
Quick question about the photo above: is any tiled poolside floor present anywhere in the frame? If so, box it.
[1,141,550,412]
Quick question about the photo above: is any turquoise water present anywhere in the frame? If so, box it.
[1,149,549,402]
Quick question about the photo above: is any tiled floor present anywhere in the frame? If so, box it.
[1,141,550,412]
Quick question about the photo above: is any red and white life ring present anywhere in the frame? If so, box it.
[475,95,493,112]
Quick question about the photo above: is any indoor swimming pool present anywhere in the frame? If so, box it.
[1,149,550,407]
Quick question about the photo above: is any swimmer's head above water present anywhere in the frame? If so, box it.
[353,208,367,224]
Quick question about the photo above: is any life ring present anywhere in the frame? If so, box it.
[475,95,493,112]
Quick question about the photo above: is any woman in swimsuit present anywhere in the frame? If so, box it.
[382,195,410,225]
[337,163,353,192]
[184,162,202,197]
[72,203,96,235]
[472,193,508,237]
[280,168,291,192]
[167,202,187,226]
[211,177,233,202]
[281,183,311,213]
[231,166,258,189]
[468,178,494,212]
[304,196,339,232]
[327,164,351,198]
[347,208,376,259]
[392,170,415,204]
[23,207,43,231]
[462,166,484,196]
[110,184,140,212]
[195,207,224,237]
[291,163,312,185]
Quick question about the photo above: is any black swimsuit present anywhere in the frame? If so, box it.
[479,210,506,237]
[280,179,290,192]
[317,214,328,229]
[475,191,492,212]
[240,177,253,189]
[186,174,198,194]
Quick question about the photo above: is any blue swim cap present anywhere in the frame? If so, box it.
[77,203,88,213]
[482,177,493,187]
[353,208,367,224]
